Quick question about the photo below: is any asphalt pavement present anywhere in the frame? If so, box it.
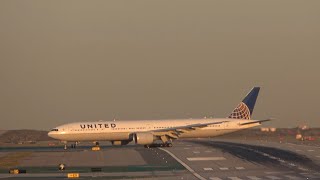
[0,138,320,179]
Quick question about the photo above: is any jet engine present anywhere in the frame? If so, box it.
[134,132,155,145]
[111,140,131,146]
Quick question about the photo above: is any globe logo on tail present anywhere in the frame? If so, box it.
[228,102,251,120]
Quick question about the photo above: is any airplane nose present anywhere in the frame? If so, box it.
[48,131,58,138]
[48,129,63,140]
[48,131,53,138]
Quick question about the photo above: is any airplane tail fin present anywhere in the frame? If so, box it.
[228,87,260,120]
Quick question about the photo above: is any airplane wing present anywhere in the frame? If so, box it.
[239,118,272,126]
[151,121,229,139]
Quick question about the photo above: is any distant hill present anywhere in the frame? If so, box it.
[0,130,54,143]
[0,130,7,136]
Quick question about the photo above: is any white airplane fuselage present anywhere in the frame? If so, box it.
[48,87,267,145]
[48,118,260,142]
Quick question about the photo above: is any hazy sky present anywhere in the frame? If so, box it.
[1,1,319,130]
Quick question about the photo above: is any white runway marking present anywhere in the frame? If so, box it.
[286,143,296,146]
[203,167,213,171]
[187,157,226,161]
[316,155,320,158]
[0,176,10,179]
[283,175,303,179]
[307,149,314,152]
[205,150,212,153]
[228,177,243,180]
[297,167,308,171]
[235,166,245,170]
[266,175,282,179]
[158,148,206,180]
[247,176,262,180]
[219,167,229,170]
[268,156,277,160]
[209,177,222,180]
[265,171,294,174]
[288,163,296,167]
[193,151,200,154]
[300,173,319,178]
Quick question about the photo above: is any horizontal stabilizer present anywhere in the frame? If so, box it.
[240,118,272,126]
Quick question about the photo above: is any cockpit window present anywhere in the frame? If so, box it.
[51,129,59,131]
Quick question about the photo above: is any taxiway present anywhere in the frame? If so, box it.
[0,138,319,179]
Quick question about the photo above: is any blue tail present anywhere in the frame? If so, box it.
[228,87,260,120]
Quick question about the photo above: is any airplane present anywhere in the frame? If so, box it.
[48,87,271,149]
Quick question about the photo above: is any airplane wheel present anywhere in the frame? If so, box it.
[167,143,173,147]
[144,145,149,148]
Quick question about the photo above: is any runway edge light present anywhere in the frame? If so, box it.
[92,146,100,151]
[67,173,80,178]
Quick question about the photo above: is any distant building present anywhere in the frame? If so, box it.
[270,128,277,132]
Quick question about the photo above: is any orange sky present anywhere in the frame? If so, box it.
[0,1,319,129]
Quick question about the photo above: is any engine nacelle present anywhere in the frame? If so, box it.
[134,132,155,145]
[111,140,131,146]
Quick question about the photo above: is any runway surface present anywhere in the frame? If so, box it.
[168,139,320,179]
[0,139,319,179]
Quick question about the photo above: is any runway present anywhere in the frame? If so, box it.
[166,139,320,179]
[0,139,319,179]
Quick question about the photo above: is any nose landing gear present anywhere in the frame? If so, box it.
[62,141,79,150]
[70,142,78,149]
[91,141,101,151]
[94,142,100,146]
